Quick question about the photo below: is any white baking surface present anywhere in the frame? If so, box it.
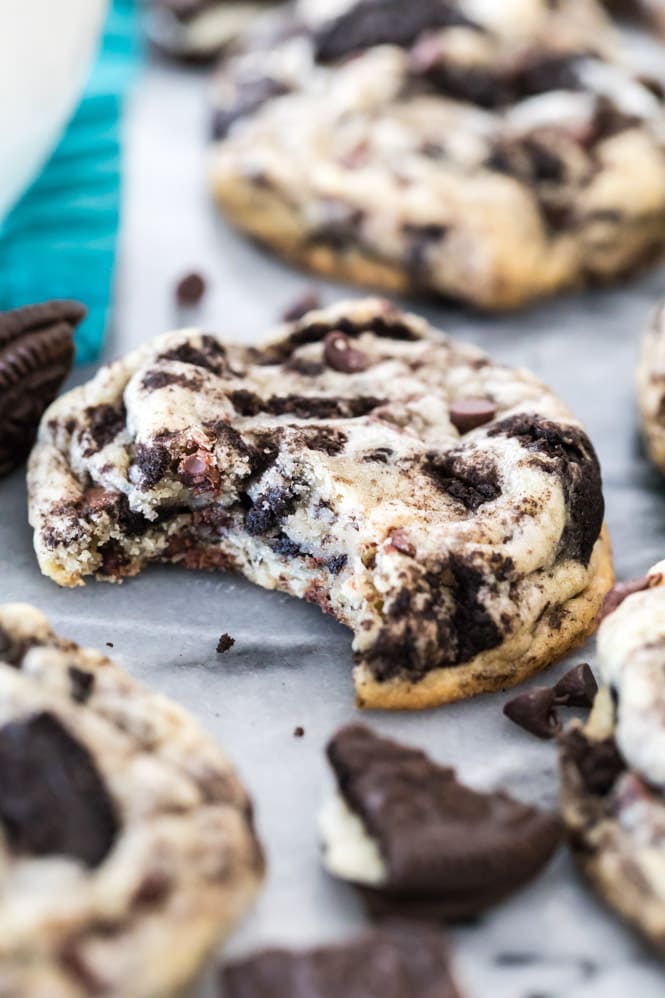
[2,38,665,997]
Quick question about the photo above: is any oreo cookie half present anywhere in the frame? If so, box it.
[320,725,562,921]
[0,300,86,477]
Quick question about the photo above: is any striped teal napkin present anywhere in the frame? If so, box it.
[0,0,141,362]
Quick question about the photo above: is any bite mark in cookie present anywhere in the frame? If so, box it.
[28,299,612,709]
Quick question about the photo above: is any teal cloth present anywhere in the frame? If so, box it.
[0,0,141,362]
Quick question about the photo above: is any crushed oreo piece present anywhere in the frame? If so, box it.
[222,923,461,998]
[0,300,85,476]
[554,663,598,708]
[68,666,95,704]
[175,271,207,307]
[216,633,235,654]
[326,725,561,920]
[503,687,562,740]
[323,331,371,374]
[0,711,118,866]
[212,77,290,140]
[449,398,497,434]
[560,728,625,797]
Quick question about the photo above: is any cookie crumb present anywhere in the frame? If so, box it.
[176,271,207,307]
[293,726,305,738]
[216,633,235,654]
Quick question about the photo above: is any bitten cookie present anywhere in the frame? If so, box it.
[320,725,562,920]
[209,0,665,309]
[147,0,283,61]
[28,299,613,709]
[637,302,665,472]
[560,564,665,954]
[0,604,264,997]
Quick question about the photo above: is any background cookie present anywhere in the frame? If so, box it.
[28,299,612,708]
[560,564,665,955]
[637,302,665,472]
[209,0,665,309]
[0,604,264,997]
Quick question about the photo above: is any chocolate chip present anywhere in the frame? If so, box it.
[0,300,85,477]
[326,725,561,920]
[0,712,118,866]
[68,666,95,704]
[554,663,598,708]
[293,726,305,738]
[598,574,661,622]
[222,924,461,998]
[216,633,235,654]
[281,290,322,323]
[175,271,206,306]
[449,398,497,434]
[503,687,562,740]
[178,449,219,493]
[323,331,370,374]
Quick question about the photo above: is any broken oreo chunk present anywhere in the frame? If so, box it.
[321,725,561,921]
[0,711,118,867]
[0,300,85,476]
[314,0,477,63]
[222,923,462,998]
[211,77,290,140]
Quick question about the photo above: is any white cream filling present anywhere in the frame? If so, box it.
[319,793,386,886]
[597,562,665,789]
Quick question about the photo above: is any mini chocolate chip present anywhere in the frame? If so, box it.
[449,398,497,434]
[175,271,206,306]
[323,331,370,374]
[503,687,562,740]
[216,633,235,654]
[598,574,662,622]
[388,529,416,558]
[294,726,305,738]
[554,663,598,708]
[178,449,218,492]
[0,712,118,866]
[282,290,321,323]
[68,666,95,704]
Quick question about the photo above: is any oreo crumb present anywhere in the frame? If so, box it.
[175,271,207,307]
[216,633,236,654]
[294,726,305,738]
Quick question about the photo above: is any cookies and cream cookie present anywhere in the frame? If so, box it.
[0,603,264,997]
[209,0,665,309]
[560,564,665,954]
[28,299,612,709]
[637,302,665,472]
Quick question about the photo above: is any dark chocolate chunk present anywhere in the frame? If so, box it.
[314,0,478,63]
[503,687,562,740]
[488,414,604,565]
[83,403,127,454]
[134,443,171,488]
[560,728,625,797]
[554,663,598,708]
[211,77,290,140]
[324,331,371,374]
[598,574,661,622]
[327,726,561,920]
[425,450,501,511]
[449,398,497,434]
[0,300,85,477]
[175,271,207,306]
[68,666,95,704]
[245,486,295,536]
[281,290,322,323]
[216,633,235,654]
[222,923,461,998]
[0,712,118,866]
